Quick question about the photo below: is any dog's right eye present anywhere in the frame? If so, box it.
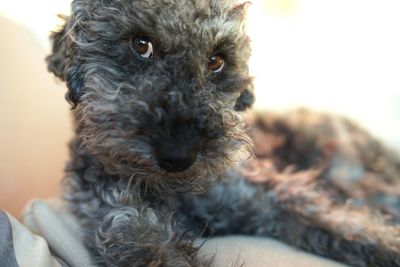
[208,55,225,73]
[130,36,154,59]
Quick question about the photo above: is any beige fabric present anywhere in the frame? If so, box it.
[14,199,348,267]
[21,199,96,267]
[199,237,346,267]
[6,212,61,267]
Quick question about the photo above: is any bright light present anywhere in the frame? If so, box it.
[0,0,71,47]
[246,0,400,149]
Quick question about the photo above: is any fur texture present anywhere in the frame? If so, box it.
[47,0,400,266]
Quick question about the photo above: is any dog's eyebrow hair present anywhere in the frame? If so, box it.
[214,38,229,49]
[211,39,239,60]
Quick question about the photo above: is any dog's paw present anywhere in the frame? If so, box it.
[93,207,208,267]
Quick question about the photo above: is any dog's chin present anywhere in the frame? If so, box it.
[146,160,213,181]
[117,157,223,193]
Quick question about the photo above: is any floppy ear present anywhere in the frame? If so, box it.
[234,88,255,111]
[46,17,68,80]
[46,16,83,107]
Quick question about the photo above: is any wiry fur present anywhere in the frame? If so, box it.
[47,0,400,266]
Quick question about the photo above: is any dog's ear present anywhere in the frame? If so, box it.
[46,17,68,80]
[46,16,83,107]
[234,88,255,111]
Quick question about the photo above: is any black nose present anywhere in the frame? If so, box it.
[156,144,198,172]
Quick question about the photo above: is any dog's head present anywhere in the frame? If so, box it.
[48,0,254,191]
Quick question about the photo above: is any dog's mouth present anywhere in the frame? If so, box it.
[116,136,250,193]
[114,121,251,181]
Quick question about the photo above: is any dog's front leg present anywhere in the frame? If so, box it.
[91,206,208,267]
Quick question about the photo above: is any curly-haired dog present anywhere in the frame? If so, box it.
[47,0,400,266]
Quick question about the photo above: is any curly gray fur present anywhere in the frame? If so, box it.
[46,0,400,266]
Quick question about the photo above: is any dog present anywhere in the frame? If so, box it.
[46,0,400,266]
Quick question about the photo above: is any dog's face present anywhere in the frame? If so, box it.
[48,0,254,191]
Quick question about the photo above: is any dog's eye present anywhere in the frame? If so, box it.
[208,55,225,73]
[131,36,154,59]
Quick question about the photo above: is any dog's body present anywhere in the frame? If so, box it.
[47,1,400,266]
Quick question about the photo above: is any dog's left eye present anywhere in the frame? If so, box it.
[130,36,154,59]
[208,55,225,73]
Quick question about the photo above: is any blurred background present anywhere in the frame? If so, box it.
[0,0,399,216]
